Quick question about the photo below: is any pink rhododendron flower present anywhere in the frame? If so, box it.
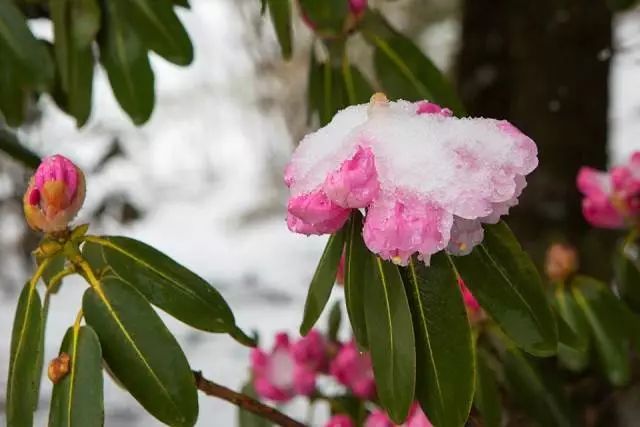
[292,329,328,372]
[23,155,86,233]
[285,94,537,264]
[577,151,640,228]
[330,340,375,399]
[251,333,316,402]
[365,403,433,427]
[349,0,367,15]
[326,414,355,427]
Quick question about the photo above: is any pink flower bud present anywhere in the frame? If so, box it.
[365,403,433,427]
[330,341,375,399]
[326,414,355,427]
[458,277,480,314]
[324,145,380,208]
[23,155,85,233]
[292,329,328,372]
[349,0,367,15]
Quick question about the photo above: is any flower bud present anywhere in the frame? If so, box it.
[23,155,86,233]
[545,243,579,282]
[48,352,71,384]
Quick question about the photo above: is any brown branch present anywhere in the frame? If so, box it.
[193,371,307,427]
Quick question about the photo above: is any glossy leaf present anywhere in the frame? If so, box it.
[327,300,342,342]
[344,210,368,348]
[237,381,271,427]
[362,12,463,113]
[342,59,374,105]
[473,349,502,427]
[0,44,28,126]
[98,0,155,124]
[51,0,100,126]
[554,287,590,371]
[300,227,347,335]
[571,276,630,386]
[0,0,54,88]
[49,326,104,427]
[84,236,253,345]
[266,0,292,59]
[503,347,574,427]
[298,0,350,37]
[6,283,43,427]
[404,254,474,427]
[365,256,415,423]
[0,128,40,168]
[125,0,193,65]
[453,221,558,356]
[614,243,640,312]
[83,277,198,427]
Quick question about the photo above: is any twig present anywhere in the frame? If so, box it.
[193,371,306,427]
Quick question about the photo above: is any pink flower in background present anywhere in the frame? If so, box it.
[330,341,376,399]
[326,414,355,427]
[285,94,537,265]
[23,155,86,233]
[251,333,316,402]
[349,0,367,15]
[577,151,640,228]
[365,403,433,427]
[292,329,329,372]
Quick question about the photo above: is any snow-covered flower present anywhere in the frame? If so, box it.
[250,333,316,402]
[365,403,433,427]
[285,94,537,265]
[326,414,355,427]
[330,340,375,399]
[23,155,86,233]
[291,329,329,372]
[577,152,640,229]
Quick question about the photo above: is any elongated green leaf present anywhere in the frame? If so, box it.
[327,300,342,342]
[503,347,574,427]
[473,349,502,427]
[98,0,154,124]
[83,277,198,427]
[0,128,40,168]
[554,288,590,371]
[614,243,640,312]
[344,211,368,348]
[237,381,271,427]
[124,0,193,65]
[298,0,350,37]
[342,59,373,105]
[0,42,28,126]
[84,236,253,345]
[266,0,292,59]
[300,227,347,335]
[362,12,463,113]
[404,254,474,427]
[0,0,54,88]
[49,325,104,427]
[51,0,100,127]
[365,256,415,423]
[453,221,558,356]
[6,282,44,427]
[572,276,630,386]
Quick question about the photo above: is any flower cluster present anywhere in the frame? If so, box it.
[325,403,432,427]
[285,94,537,265]
[250,330,374,403]
[577,151,640,229]
[23,155,85,233]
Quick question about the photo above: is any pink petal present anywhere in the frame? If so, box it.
[323,145,380,208]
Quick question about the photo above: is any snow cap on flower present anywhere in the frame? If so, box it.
[285,94,537,264]
[365,403,433,427]
[23,155,85,233]
[292,329,328,372]
[326,414,355,427]
[330,340,375,399]
[250,333,316,402]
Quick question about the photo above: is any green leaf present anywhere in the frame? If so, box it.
[49,325,104,427]
[344,210,368,348]
[0,0,54,89]
[81,240,108,276]
[300,227,347,335]
[453,221,558,356]
[571,276,630,386]
[327,300,342,342]
[614,243,640,312]
[98,0,155,124]
[51,0,100,127]
[0,43,28,127]
[403,254,474,427]
[473,349,502,427]
[266,0,292,59]
[362,12,464,113]
[84,236,253,345]
[6,282,44,427]
[298,0,350,37]
[0,128,40,168]
[237,381,271,427]
[124,0,193,65]
[365,256,415,423]
[554,287,590,371]
[83,277,198,427]
[503,347,574,427]
[341,62,374,105]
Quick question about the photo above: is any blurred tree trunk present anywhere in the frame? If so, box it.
[457,0,614,278]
